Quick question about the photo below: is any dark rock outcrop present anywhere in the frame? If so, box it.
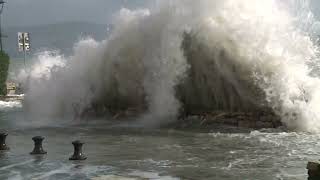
[175,110,282,129]
[307,161,320,180]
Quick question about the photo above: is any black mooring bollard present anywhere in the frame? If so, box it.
[0,133,9,150]
[30,136,47,155]
[0,133,9,151]
[69,140,87,160]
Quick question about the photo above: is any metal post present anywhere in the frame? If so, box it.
[23,33,26,69]
[24,48,26,69]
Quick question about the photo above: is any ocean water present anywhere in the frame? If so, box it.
[0,106,317,180]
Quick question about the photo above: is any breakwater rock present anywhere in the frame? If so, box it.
[175,111,282,129]
[78,106,283,130]
[0,95,24,102]
[307,161,320,180]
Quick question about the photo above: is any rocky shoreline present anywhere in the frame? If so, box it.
[307,161,320,180]
[174,111,283,130]
[108,108,284,130]
[0,95,24,102]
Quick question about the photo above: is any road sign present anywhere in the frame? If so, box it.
[18,32,30,52]
[18,32,30,68]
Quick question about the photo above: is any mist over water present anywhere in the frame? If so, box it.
[17,0,320,132]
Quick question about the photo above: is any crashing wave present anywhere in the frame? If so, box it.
[18,0,320,132]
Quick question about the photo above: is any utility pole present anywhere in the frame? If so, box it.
[0,0,6,52]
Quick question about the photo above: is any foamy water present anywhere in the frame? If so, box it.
[13,0,320,132]
[0,120,316,180]
[0,101,22,111]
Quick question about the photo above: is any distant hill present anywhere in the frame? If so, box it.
[3,22,109,58]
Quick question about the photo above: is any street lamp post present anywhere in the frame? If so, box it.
[0,0,5,52]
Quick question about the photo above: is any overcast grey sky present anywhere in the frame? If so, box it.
[2,0,151,27]
[2,0,320,27]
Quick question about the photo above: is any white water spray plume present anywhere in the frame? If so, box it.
[17,0,320,132]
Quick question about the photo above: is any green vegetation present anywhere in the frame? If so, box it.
[0,51,10,95]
